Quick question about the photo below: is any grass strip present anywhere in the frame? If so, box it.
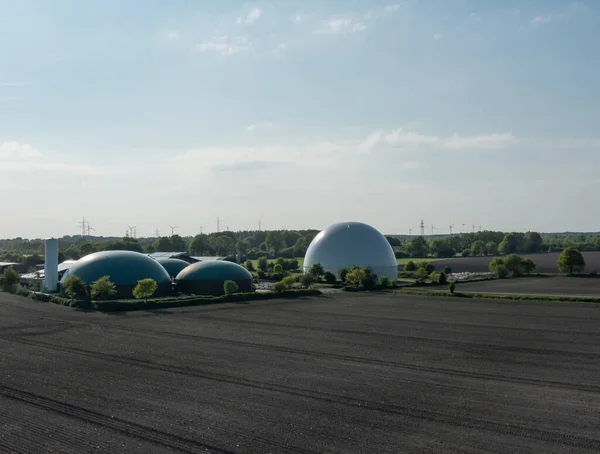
[394,289,600,304]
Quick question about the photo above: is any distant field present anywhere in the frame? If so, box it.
[248,257,451,270]
[455,276,600,298]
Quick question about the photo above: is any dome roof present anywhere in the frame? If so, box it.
[303,221,398,280]
[176,260,253,282]
[61,250,171,286]
[154,258,189,278]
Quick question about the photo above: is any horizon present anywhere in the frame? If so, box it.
[2,0,599,238]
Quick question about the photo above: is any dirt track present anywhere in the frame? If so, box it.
[1,292,600,453]
[456,276,600,297]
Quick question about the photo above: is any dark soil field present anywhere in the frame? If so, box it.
[1,292,600,453]
[456,276,600,298]
[415,251,600,274]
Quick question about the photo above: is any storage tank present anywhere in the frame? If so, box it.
[44,238,59,293]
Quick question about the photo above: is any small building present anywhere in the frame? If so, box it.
[176,261,253,296]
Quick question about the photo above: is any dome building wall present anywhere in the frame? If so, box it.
[303,221,398,281]
[176,261,253,296]
[154,257,189,278]
[60,250,172,299]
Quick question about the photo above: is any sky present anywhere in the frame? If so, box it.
[1,0,599,239]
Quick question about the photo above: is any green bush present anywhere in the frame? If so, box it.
[405,261,416,271]
[505,254,524,276]
[61,275,89,301]
[429,272,441,283]
[289,259,299,271]
[461,249,471,257]
[15,284,30,297]
[339,268,350,281]
[489,257,505,273]
[273,281,286,293]
[495,264,509,278]
[300,273,316,289]
[415,268,428,282]
[1,266,20,292]
[323,271,336,284]
[443,266,452,275]
[223,280,239,296]
[273,263,284,275]
[133,278,158,300]
[282,274,300,288]
[91,275,117,301]
[448,281,456,294]
[257,257,269,272]
[310,263,325,278]
[244,260,255,271]
[379,276,390,289]
[438,271,447,285]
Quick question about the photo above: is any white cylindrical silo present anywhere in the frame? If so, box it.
[44,238,59,293]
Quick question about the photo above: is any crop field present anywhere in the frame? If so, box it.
[1,292,599,452]
[455,276,600,298]
[250,257,449,270]
[419,251,600,274]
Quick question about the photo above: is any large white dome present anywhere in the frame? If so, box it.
[303,221,398,280]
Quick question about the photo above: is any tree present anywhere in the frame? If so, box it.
[154,237,173,252]
[521,258,536,275]
[485,242,498,256]
[406,236,429,257]
[470,240,486,257]
[289,259,299,271]
[61,275,88,301]
[309,263,325,278]
[265,231,285,256]
[1,266,20,292]
[273,263,284,275]
[405,261,416,271]
[489,257,505,273]
[323,271,336,284]
[223,280,239,295]
[244,260,255,271]
[133,279,158,300]
[236,240,249,257]
[443,266,452,275]
[339,268,349,282]
[257,257,269,272]
[64,246,81,260]
[495,264,509,278]
[557,247,586,275]
[189,235,209,255]
[90,275,117,301]
[505,254,524,276]
[498,233,523,255]
[379,276,390,288]
[79,242,97,257]
[300,273,316,289]
[523,232,543,253]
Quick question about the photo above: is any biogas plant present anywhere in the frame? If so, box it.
[37,221,396,299]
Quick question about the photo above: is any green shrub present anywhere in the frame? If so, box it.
[461,249,471,257]
[273,263,284,275]
[223,280,239,296]
[443,266,452,275]
[61,275,89,301]
[495,264,509,278]
[15,284,30,297]
[282,274,300,288]
[244,260,255,271]
[489,257,505,273]
[415,268,428,282]
[339,268,350,281]
[505,254,524,276]
[300,273,316,289]
[256,270,267,279]
[273,281,286,293]
[289,259,299,271]
[323,271,336,284]
[1,266,20,292]
[133,278,158,300]
[309,263,325,278]
[257,257,269,272]
[438,271,447,285]
[405,261,416,271]
[521,258,536,275]
[379,276,390,289]
[429,272,441,283]
[90,275,117,301]
[448,281,456,294]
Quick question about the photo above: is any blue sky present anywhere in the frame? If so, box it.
[1,0,599,238]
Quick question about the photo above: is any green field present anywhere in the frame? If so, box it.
[248,257,452,270]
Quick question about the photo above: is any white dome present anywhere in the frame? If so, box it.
[303,221,398,280]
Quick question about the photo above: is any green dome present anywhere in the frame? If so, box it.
[61,250,172,298]
[176,261,253,296]
[155,258,189,278]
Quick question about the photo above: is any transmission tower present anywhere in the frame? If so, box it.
[86,223,95,236]
[77,217,87,238]
[420,220,425,236]
[154,228,160,238]
[449,222,454,235]
[216,217,220,233]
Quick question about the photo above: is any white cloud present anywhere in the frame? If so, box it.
[384,129,518,150]
[245,121,273,132]
[166,30,180,41]
[433,32,443,40]
[292,13,303,24]
[0,82,25,87]
[384,4,401,13]
[196,36,250,55]
[531,14,560,24]
[237,7,262,25]
[316,17,367,34]
[0,141,103,175]
[0,141,41,160]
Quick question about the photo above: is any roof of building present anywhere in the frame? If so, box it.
[176,260,252,282]
[0,262,20,267]
[21,260,78,280]
[61,250,171,286]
